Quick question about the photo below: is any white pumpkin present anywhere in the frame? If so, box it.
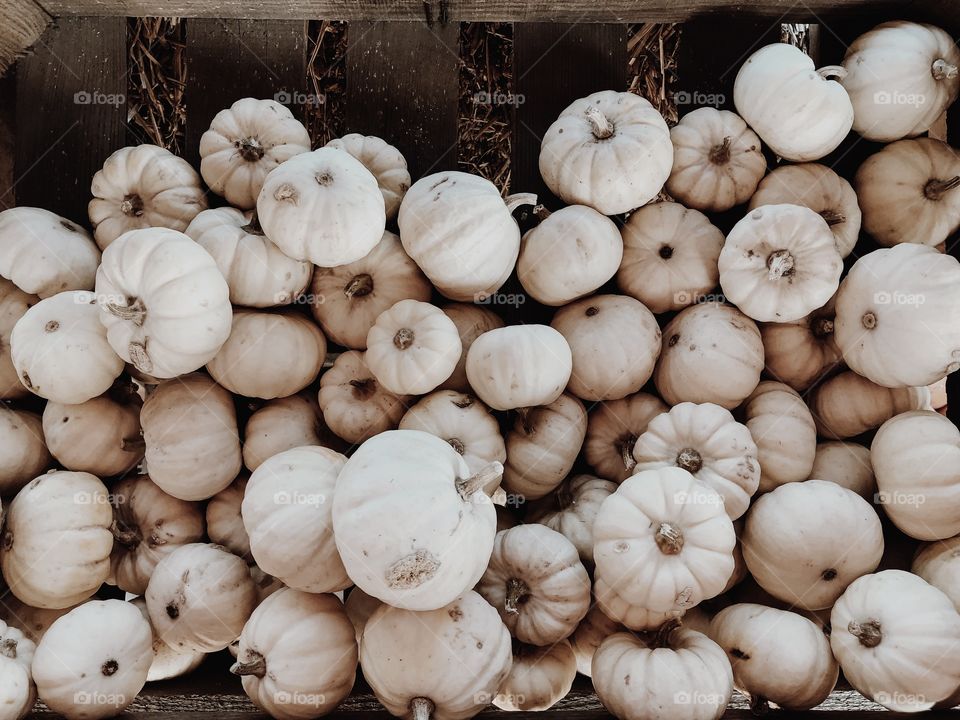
[808,370,931,439]
[95,227,232,378]
[742,480,883,610]
[0,407,50,495]
[810,441,875,500]
[744,381,817,492]
[0,618,35,720]
[733,43,853,161]
[569,605,623,677]
[517,205,622,306]
[493,640,577,712]
[200,97,312,209]
[539,90,672,214]
[831,570,960,711]
[593,576,683,632]
[242,445,350,593]
[309,230,431,349]
[334,429,499,611]
[616,201,724,314]
[1,471,112,609]
[88,144,207,250]
[32,600,153,720]
[719,204,842,323]
[0,208,100,297]
[258,146,385,266]
[10,290,123,404]
[206,475,251,562]
[834,243,960,387]
[398,171,533,302]
[129,597,204,683]
[0,596,76,645]
[466,325,572,411]
[841,21,960,142]
[912,535,960,612]
[439,303,505,393]
[242,394,330,473]
[0,279,37,399]
[749,163,861,258]
[759,295,842,391]
[584,392,667,483]
[326,133,410,220]
[666,107,765,212]
[184,207,312,307]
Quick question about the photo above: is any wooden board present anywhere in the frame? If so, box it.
[13,16,126,224]
[345,21,460,179]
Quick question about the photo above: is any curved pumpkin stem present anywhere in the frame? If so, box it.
[653,618,682,648]
[230,652,266,678]
[819,209,845,226]
[932,58,959,81]
[924,176,960,201]
[532,204,551,222]
[104,297,147,326]
[815,65,847,81]
[410,697,435,720]
[456,461,504,500]
[504,578,529,615]
[620,435,638,473]
[708,137,732,165]
[654,522,685,555]
[504,192,538,213]
[584,106,615,139]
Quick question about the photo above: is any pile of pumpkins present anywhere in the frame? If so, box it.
[2,17,960,720]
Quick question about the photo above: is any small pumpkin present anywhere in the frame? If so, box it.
[309,230,431,349]
[0,407,50,495]
[502,393,587,501]
[709,603,838,711]
[569,605,622,677]
[719,204,842,323]
[831,570,960,711]
[836,244,960,386]
[494,640,577,712]
[242,445,350,593]
[0,596,76,645]
[129,597,204,683]
[317,350,410,444]
[200,97,312,209]
[360,591,512,720]
[810,441,875,500]
[733,43,853,161]
[759,295,842,391]
[592,623,733,720]
[666,107,765,212]
[584,392,667,483]
[0,279,37,399]
[399,390,505,474]
[32,600,153,720]
[89,144,207,250]
[344,587,383,644]
[231,588,357,720]
[912,535,960,612]
[141,373,242,501]
[398,171,533,302]
[749,163,861,258]
[466,325,572,411]
[326,133,410,220]
[145,542,257,653]
[95,227,232,378]
[257,147,385,267]
[633,401,760,520]
[808,370,930,439]
[476,524,591,646]
[594,467,737,613]
[593,575,682,632]
[11,290,123,404]
[841,21,960,142]
[539,90,672,214]
[334,430,499,610]
[517,205,622,306]
[742,480,884,610]
[206,475,251,562]
[365,300,461,395]
[242,393,333,472]
[744,381,817,492]
[550,295,660,401]
[184,207,312,307]
[616,201,724,314]
[654,301,764,409]
[1,471,112,609]
[0,618,35,720]
[109,474,205,595]
[438,303,505,392]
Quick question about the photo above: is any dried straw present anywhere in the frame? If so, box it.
[126,17,186,152]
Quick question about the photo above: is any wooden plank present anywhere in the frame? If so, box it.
[345,21,459,179]
[0,74,15,211]
[14,16,125,224]
[184,19,308,169]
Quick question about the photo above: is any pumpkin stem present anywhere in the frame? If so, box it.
[237,137,265,162]
[120,435,146,452]
[708,137,732,165]
[811,316,834,338]
[924,176,960,200]
[230,651,267,678]
[532,204,552,222]
[819,209,845,226]
[0,638,18,659]
[322,352,341,370]
[750,695,771,716]
[848,619,882,648]
[128,341,153,373]
[448,437,465,455]
[516,407,536,436]
[584,106,615,139]
[242,212,265,236]
[654,522,684,555]
[620,435,638,474]
[861,312,877,330]
[104,297,147,326]
[393,328,415,350]
[675,447,703,474]
[456,461,504,500]
[348,377,376,398]
[344,273,374,298]
[504,192,538,213]
[111,520,140,549]
[652,618,682,648]
[815,65,847,81]
[932,58,959,81]
[120,193,144,217]
[504,578,530,615]
[410,697,435,720]
[767,250,795,279]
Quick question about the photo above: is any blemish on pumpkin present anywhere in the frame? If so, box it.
[315,172,334,186]
[585,306,599,317]
[273,184,299,203]
[668,334,680,347]
[730,648,750,660]
[386,549,440,589]
[476,641,483,649]
[44,320,60,333]
[821,568,838,581]
[449,606,464,621]
[101,659,119,676]
[614,541,629,553]
[20,371,34,390]
[166,603,180,619]
[659,245,673,259]
[59,220,78,233]
[1,531,12,551]
[624,675,631,686]
[452,395,473,409]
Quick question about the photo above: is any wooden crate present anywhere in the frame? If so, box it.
[5,1,960,717]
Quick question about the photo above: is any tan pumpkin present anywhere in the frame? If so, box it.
[593,575,683,632]
[109,474,205,594]
[654,301,764,409]
[130,597,205,683]
[502,393,587,501]
[0,617,35,720]
[476,524,590,646]
[437,303,505,393]
[326,133,410,220]
[242,393,336,472]
[633,401,759,520]
[0,407,50,495]
[744,381,816,492]
[808,370,931,439]
[493,640,577,712]
[0,595,77,645]
[759,295,842,391]
[317,350,410,444]
[206,475,252,562]
[569,605,623,677]
[517,205,622,306]
[584,392,667,483]
[912,535,960,611]
[344,586,383,644]
[207,310,326,399]
[594,467,736,613]
[140,373,242,501]
[616,201,724,314]
[0,278,37,398]
[550,295,660,401]
[809,441,875,500]
[743,480,883,610]
[309,230,431,349]
[749,164,861,258]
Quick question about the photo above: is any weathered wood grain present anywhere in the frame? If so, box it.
[0,0,51,76]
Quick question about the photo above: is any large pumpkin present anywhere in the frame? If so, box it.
[0,407,51,495]
[326,133,410,220]
[584,392,667,483]
[744,381,817,492]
